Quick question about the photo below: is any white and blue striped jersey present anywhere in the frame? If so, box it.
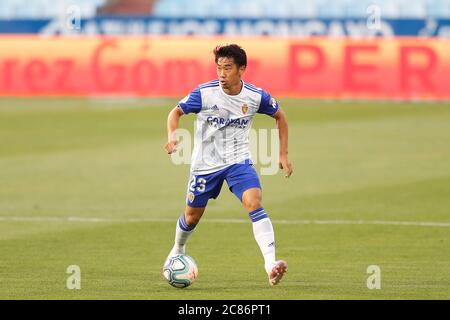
[178,79,279,175]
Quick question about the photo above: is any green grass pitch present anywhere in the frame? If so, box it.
[0,98,449,299]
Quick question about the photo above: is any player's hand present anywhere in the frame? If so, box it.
[165,140,179,154]
[279,156,293,178]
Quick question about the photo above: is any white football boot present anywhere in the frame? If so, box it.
[163,245,185,268]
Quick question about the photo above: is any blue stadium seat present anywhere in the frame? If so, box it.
[153,0,179,17]
[398,0,427,18]
[345,0,374,18]
[289,0,319,18]
[368,0,402,18]
[427,0,450,17]
[317,0,348,18]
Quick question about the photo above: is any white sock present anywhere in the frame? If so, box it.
[169,214,197,256]
[249,208,276,274]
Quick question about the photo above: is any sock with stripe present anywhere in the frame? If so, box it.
[169,213,197,257]
[249,208,276,274]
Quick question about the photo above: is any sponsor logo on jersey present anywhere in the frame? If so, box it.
[206,116,250,129]
[242,104,248,114]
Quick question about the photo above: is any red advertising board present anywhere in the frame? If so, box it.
[0,36,449,100]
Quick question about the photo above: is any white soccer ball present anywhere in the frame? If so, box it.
[163,254,198,288]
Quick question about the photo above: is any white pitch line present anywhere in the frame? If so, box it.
[0,216,450,228]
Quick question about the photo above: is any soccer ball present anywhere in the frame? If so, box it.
[163,254,198,288]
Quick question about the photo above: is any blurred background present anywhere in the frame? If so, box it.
[1,1,450,300]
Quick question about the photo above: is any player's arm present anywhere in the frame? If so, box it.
[165,106,184,154]
[273,108,293,178]
[258,90,293,178]
[166,87,202,154]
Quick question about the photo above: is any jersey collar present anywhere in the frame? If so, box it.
[220,80,244,97]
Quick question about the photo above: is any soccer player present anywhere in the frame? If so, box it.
[164,44,293,285]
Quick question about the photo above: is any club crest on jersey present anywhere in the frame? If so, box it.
[188,192,195,203]
[242,104,248,114]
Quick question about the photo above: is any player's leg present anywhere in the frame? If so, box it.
[242,187,275,271]
[167,205,205,258]
[226,163,287,285]
[164,170,225,266]
[242,188,287,285]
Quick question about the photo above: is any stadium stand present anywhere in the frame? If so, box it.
[0,0,449,19]
[151,0,450,18]
[0,0,106,18]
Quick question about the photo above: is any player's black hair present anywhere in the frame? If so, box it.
[214,44,247,68]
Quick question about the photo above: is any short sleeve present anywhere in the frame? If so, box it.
[178,87,202,114]
[257,90,279,116]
